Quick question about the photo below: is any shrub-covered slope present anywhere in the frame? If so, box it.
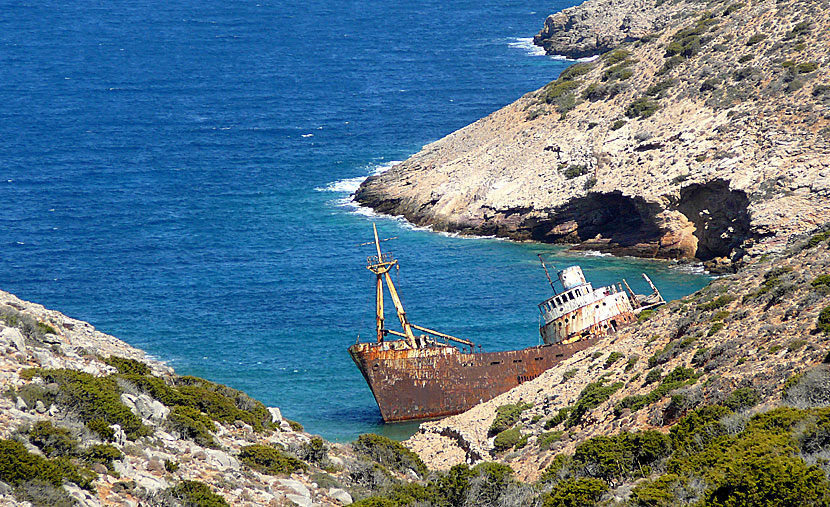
[356,0,830,273]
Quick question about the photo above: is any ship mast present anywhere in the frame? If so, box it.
[366,224,417,348]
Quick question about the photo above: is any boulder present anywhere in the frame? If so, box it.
[277,479,310,498]
[268,407,283,424]
[1,328,26,353]
[329,488,353,505]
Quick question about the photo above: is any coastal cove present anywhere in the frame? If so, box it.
[0,0,713,444]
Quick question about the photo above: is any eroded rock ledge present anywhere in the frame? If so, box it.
[357,0,830,273]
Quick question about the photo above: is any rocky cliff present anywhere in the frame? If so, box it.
[356,0,830,272]
[0,291,428,507]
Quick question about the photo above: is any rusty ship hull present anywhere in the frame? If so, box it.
[349,337,598,422]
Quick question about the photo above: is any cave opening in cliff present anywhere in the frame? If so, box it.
[531,192,663,253]
[676,179,750,261]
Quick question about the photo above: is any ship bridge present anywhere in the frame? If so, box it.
[537,265,636,345]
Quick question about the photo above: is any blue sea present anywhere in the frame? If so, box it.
[0,0,710,441]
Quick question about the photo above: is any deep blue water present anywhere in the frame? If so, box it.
[0,0,711,441]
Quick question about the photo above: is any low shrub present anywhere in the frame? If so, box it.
[539,431,563,451]
[602,62,635,82]
[797,62,819,74]
[567,379,624,427]
[543,80,581,104]
[86,418,115,442]
[610,119,627,130]
[543,477,607,507]
[239,444,308,476]
[562,369,578,383]
[20,368,149,440]
[707,322,725,336]
[352,434,427,478]
[819,307,830,334]
[604,352,624,368]
[806,232,830,248]
[104,356,151,376]
[559,62,593,81]
[811,275,830,288]
[638,310,654,323]
[615,366,698,415]
[83,444,123,471]
[0,439,92,491]
[645,368,662,385]
[625,355,639,372]
[299,436,328,464]
[167,406,218,448]
[604,49,631,66]
[572,431,672,484]
[165,459,179,473]
[28,421,77,458]
[492,428,521,452]
[645,79,675,97]
[489,402,533,435]
[170,480,230,507]
[724,387,759,412]
[626,97,660,119]
[562,165,589,179]
[746,33,767,46]
[546,407,572,429]
[699,294,737,312]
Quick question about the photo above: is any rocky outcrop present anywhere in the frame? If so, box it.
[532,0,682,58]
[405,228,830,480]
[0,290,417,506]
[356,0,830,273]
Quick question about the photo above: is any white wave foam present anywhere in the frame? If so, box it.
[508,37,547,57]
[580,250,613,257]
[314,160,401,193]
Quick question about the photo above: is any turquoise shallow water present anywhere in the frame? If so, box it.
[0,0,711,442]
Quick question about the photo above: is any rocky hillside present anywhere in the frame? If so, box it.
[0,291,432,507]
[345,227,830,506]
[356,0,830,273]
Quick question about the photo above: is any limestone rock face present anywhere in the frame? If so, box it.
[533,0,676,58]
[357,0,830,271]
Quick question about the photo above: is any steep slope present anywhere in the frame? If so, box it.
[0,291,428,506]
[356,0,830,272]
[403,227,830,486]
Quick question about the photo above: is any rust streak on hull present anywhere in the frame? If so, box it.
[349,338,598,422]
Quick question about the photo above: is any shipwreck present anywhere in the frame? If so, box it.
[348,225,664,422]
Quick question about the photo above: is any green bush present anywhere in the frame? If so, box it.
[86,418,114,442]
[645,79,676,97]
[543,477,607,507]
[638,310,654,322]
[104,356,151,376]
[543,80,581,104]
[489,402,533,435]
[572,431,671,483]
[539,431,563,451]
[806,232,830,248]
[167,406,218,448]
[238,444,307,476]
[562,165,589,179]
[645,368,662,385]
[818,307,830,334]
[604,49,631,65]
[286,419,304,432]
[559,63,593,81]
[546,407,572,429]
[615,366,698,415]
[604,352,624,368]
[658,56,684,75]
[299,436,328,464]
[83,444,123,471]
[21,368,149,440]
[562,369,578,382]
[165,459,180,473]
[797,62,819,74]
[724,388,759,412]
[625,355,639,372]
[353,434,427,478]
[811,275,830,288]
[610,119,627,130]
[170,480,230,507]
[492,428,521,452]
[28,421,78,458]
[699,295,737,312]
[602,62,634,82]
[708,322,725,336]
[567,379,623,427]
[0,439,92,490]
[746,33,767,46]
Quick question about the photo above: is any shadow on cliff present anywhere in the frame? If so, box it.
[527,179,751,262]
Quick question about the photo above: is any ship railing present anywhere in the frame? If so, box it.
[367,252,395,266]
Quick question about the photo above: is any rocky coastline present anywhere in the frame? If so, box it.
[356,0,830,273]
[0,290,426,507]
